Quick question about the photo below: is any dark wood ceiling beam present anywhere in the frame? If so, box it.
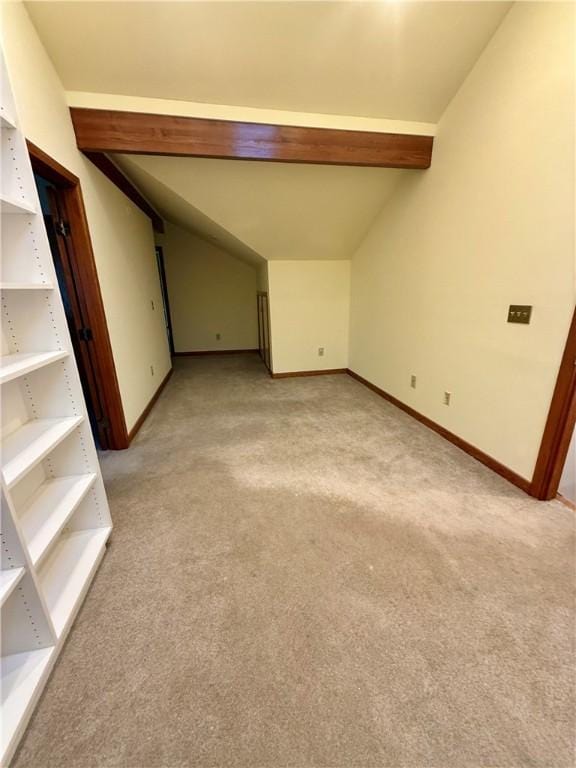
[84,151,164,233]
[70,108,434,170]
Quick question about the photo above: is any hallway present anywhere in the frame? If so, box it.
[13,355,575,767]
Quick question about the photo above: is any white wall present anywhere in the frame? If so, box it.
[160,223,258,353]
[2,1,172,432]
[349,2,575,480]
[268,261,350,374]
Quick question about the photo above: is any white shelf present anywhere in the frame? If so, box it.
[0,111,16,130]
[40,527,111,637]
[0,567,25,606]
[0,351,69,385]
[1,647,55,761]
[0,282,54,291]
[0,192,37,215]
[20,474,97,567]
[2,416,84,489]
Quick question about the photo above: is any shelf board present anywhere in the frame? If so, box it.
[0,351,69,385]
[0,193,37,215]
[39,527,111,638]
[20,474,97,567]
[2,416,84,489]
[0,282,54,291]
[0,567,25,606]
[1,647,55,764]
[0,111,17,130]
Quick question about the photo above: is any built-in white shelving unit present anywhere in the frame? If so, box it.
[1,48,112,765]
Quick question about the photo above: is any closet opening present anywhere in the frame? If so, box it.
[28,141,129,450]
[257,291,271,373]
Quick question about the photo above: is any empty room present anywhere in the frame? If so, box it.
[1,1,575,766]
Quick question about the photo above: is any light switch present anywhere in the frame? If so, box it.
[507,305,532,324]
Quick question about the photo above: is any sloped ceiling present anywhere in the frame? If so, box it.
[115,155,404,263]
[26,0,512,263]
[113,157,265,268]
[26,1,510,123]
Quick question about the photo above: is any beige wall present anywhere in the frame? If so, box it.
[268,261,350,374]
[349,2,575,480]
[160,223,258,353]
[2,1,172,432]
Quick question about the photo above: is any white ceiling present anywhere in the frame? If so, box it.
[114,157,267,267]
[26,1,511,123]
[27,0,512,263]
[115,155,403,263]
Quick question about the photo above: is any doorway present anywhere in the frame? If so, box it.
[257,291,271,372]
[155,245,174,355]
[28,141,129,449]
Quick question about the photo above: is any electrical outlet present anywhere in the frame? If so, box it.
[216,333,221,341]
[150,365,155,376]
[318,347,325,357]
[410,375,417,389]
[443,391,451,406]
[151,299,155,311]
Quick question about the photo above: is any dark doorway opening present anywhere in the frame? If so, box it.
[155,246,174,356]
[29,141,129,449]
[257,291,271,372]
[35,173,106,447]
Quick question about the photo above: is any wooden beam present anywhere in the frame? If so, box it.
[84,151,164,233]
[70,108,434,170]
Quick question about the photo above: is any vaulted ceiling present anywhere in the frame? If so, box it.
[26,0,512,263]
[27,1,510,123]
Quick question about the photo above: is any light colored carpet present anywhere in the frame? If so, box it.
[13,354,575,768]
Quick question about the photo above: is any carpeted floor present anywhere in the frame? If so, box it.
[13,354,575,768]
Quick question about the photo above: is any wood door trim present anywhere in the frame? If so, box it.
[257,291,272,372]
[69,108,434,169]
[531,307,576,500]
[347,369,532,494]
[84,152,164,233]
[26,140,79,186]
[28,140,129,450]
